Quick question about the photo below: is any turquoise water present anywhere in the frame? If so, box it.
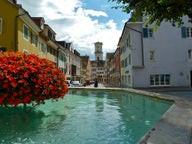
[0,89,172,144]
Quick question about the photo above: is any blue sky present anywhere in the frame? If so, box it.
[17,0,130,60]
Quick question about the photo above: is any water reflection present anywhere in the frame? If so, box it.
[0,90,172,144]
[0,106,44,130]
[0,105,67,143]
[68,89,172,143]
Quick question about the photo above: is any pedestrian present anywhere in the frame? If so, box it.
[94,78,98,87]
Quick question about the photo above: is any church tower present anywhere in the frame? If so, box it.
[94,42,103,61]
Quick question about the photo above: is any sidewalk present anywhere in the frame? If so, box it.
[83,83,106,88]
[137,87,192,99]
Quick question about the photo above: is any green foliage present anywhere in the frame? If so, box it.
[108,0,192,26]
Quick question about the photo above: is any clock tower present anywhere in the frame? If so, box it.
[94,42,103,61]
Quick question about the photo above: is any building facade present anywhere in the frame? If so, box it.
[104,52,113,84]
[80,55,92,82]
[118,16,192,88]
[0,0,42,55]
[109,47,121,86]
[0,0,75,76]
[57,41,81,81]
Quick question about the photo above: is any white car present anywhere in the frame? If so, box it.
[72,81,81,87]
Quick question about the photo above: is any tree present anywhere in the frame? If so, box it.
[0,52,68,107]
[108,0,192,26]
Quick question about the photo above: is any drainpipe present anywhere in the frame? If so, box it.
[125,25,144,67]
[15,11,28,52]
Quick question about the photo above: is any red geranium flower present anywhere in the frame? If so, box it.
[0,52,68,107]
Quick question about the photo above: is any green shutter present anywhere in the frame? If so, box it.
[143,28,148,38]
[181,27,186,38]
[64,56,66,62]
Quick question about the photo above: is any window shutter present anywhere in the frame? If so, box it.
[64,56,66,62]
[36,36,38,46]
[143,28,148,38]
[181,27,186,38]
[30,32,32,43]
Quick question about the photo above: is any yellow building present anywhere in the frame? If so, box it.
[17,9,42,55]
[43,24,58,64]
[0,0,42,56]
[32,17,48,59]
[0,0,18,51]
[0,0,65,67]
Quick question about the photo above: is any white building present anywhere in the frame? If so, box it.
[57,41,81,81]
[119,16,192,88]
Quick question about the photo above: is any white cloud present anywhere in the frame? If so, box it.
[84,9,108,17]
[17,0,123,60]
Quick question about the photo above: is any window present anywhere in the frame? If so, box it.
[59,55,64,61]
[128,54,131,65]
[181,27,192,38]
[125,57,127,67]
[39,41,47,53]
[149,51,155,61]
[143,28,153,38]
[128,75,131,84]
[127,33,131,47]
[23,25,28,40]
[47,46,50,53]
[122,44,126,52]
[0,18,2,34]
[125,75,128,84]
[121,59,124,68]
[188,49,192,60]
[150,74,170,86]
[186,27,192,38]
[31,32,38,46]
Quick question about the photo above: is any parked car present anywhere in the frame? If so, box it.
[82,80,91,86]
[65,80,71,87]
[72,81,82,87]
